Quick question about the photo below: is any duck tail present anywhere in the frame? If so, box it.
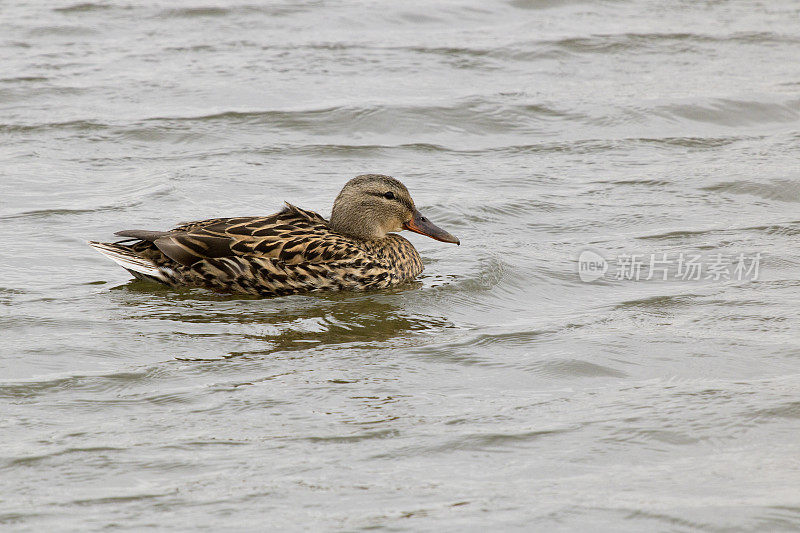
[88,241,169,283]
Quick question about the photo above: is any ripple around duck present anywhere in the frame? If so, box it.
[418,254,512,308]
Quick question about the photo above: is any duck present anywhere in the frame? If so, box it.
[88,174,460,296]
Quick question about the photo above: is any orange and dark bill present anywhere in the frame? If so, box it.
[403,209,460,245]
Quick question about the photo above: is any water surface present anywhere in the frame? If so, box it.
[2,1,800,531]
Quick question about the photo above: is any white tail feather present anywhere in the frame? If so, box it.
[88,241,167,281]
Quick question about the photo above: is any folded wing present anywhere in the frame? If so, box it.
[115,203,355,267]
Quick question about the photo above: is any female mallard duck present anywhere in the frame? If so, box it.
[89,174,459,296]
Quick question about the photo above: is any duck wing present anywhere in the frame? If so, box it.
[115,203,348,267]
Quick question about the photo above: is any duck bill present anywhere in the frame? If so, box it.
[403,209,460,245]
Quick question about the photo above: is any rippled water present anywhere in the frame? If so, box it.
[2,1,800,530]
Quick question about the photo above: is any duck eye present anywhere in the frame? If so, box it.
[383,191,395,200]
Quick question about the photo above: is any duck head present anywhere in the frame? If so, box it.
[330,174,460,245]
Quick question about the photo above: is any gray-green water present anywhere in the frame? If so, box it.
[2,1,800,531]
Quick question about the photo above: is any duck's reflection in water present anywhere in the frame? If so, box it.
[112,279,448,360]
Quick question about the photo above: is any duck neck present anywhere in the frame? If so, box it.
[330,204,386,242]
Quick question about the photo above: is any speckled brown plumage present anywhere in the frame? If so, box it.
[89,175,458,296]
